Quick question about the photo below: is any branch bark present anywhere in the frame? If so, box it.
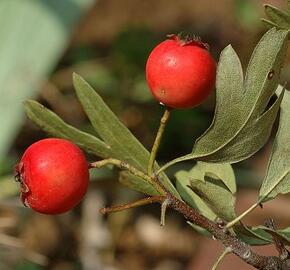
[165,193,289,270]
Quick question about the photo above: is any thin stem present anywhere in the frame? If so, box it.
[100,196,165,214]
[211,247,232,270]
[90,158,165,195]
[155,153,193,176]
[226,201,260,229]
[148,108,171,176]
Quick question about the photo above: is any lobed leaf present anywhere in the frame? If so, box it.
[259,89,290,202]
[160,28,288,171]
[24,100,112,158]
[73,73,180,198]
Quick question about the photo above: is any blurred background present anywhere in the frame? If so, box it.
[0,0,290,269]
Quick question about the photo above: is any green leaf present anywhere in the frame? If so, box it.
[235,225,272,246]
[260,226,290,245]
[259,89,290,203]
[261,18,279,29]
[200,162,236,193]
[73,73,180,198]
[190,175,236,221]
[119,171,160,196]
[25,100,112,158]
[276,227,290,244]
[264,4,290,30]
[187,221,211,237]
[175,162,236,221]
[175,170,217,221]
[240,225,290,246]
[160,28,288,170]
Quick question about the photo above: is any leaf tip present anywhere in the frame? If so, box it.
[72,72,82,84]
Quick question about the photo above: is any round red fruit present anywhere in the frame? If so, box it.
[14,138,89,214]
[146,34,216,109]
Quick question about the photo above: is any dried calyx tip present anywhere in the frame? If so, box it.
[167,32,209,50]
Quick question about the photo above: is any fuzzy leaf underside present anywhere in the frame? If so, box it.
[73,74,180,198]
[175,162,236,221]
[192,28,288,162]
[24,100,112,158]
[259,89,290,202]
[201,90,284,163]
[161,29,288,170]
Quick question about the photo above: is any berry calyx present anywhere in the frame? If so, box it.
[14,138,89,214]
[146,34,216,109]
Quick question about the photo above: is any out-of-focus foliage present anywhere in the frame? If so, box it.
[0,0,94,163]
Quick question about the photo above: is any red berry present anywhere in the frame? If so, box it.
[14,138,89,214]
[146,34,216,109]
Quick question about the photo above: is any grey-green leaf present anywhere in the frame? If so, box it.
[264,4,290,30]
[261,18,279,29]
[119,171,160,196]
[175,170,217,221]
[235,225,272,246]
[24,100,112,158]
[259,89,290,202]
[260,226,290,246]
[198,162,236,193]
[175,162,236,221]
[190,175,236,221]
[159,28,288,171]
[73,73,180,198]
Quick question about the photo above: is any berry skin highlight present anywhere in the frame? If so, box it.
[146,34,216,109]
[15,138,89,214]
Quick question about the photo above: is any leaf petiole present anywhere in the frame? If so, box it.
[225,201,261,229]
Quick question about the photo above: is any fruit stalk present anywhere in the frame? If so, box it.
[147,108,171,176]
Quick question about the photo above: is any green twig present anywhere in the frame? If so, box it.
[148,108,171,176]
[90,158,165,195]
[226,201,260,229]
